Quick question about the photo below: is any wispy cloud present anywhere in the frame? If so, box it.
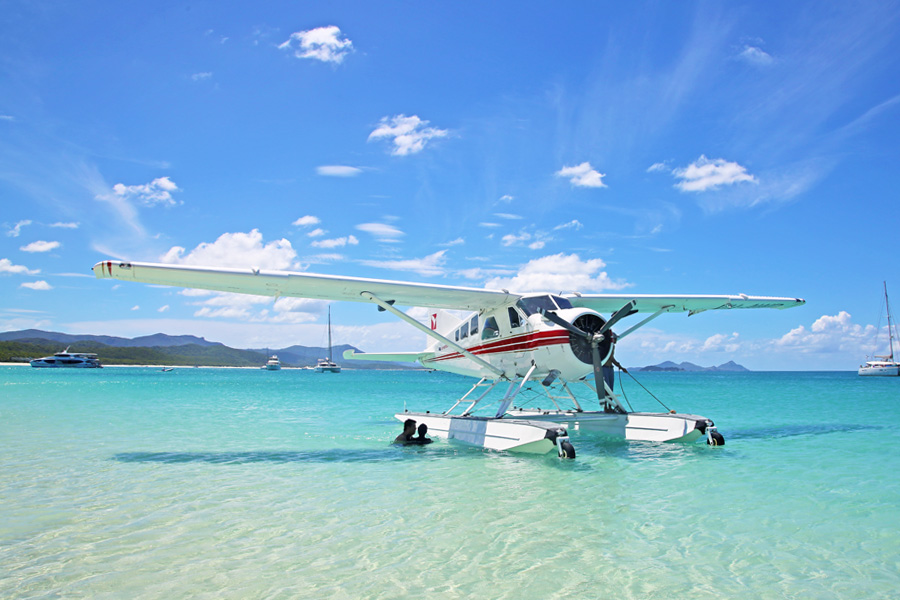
[311,235,359,249]
[737,44,774,67]
[279,26,353,64]
[494,213,523,220]
[20,280,52,290]
[356,222,405,242]
[49,221,79,229]
[556,162,607,188]
[368,115,449,156]
[316,165,362,177]
[0,258,40,275]
[191,72,213,81]
[359,250,447,277]
[6,220,32,237]
[672,155,757,192]
[553,220,583,231]
[20,240,60,253]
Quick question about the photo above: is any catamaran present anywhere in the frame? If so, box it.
[859,282,900,376]
[315,307,341,373]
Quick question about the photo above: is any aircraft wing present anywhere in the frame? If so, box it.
[566,293,805,315]
[91,260,517,311]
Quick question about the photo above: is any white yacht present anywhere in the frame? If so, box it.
[30,347,102,368]
[314,307,341,373]
[859,282,900,376]
[265,354,282,371]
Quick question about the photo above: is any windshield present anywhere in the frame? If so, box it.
[517,296,557,315]
[552,295,573,309]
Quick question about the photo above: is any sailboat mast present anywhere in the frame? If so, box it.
[885,282,895,361]
[327,306,333,362]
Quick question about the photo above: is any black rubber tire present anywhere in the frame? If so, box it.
[707,431,725,446]
[560,440,576,459]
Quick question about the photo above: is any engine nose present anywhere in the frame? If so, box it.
[568,312,614,365]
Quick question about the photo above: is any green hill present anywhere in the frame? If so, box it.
[0,340,266,367]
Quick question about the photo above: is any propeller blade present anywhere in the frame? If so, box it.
[539,309,590,340]
[591,339,605,399]
[599,300,637,334]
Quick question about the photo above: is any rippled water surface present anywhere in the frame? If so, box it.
[2,367,898,599]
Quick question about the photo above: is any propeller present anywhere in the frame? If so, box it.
[539,300,637,401]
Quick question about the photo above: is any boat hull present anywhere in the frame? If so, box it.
[504,409,707,442]
[395,412,568,454]
[858,364,900,376]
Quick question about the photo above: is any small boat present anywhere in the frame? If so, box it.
[265,354,282,371]
[161,367,174,372]
[859,282,900,376]
[30,347,102,368]
[314,307,341,373]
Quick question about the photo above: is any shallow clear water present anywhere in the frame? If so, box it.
[2,367,898,599]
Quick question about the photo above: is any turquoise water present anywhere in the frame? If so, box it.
[2,367,898,599]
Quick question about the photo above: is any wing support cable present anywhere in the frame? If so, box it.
[360,291,504,378]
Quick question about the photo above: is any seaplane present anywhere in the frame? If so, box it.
[92,260,805,458]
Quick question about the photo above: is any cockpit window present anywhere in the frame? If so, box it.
[517,296,557,315]
[508,307,522,328]
[552,295,573,309]
[482,316,500,339]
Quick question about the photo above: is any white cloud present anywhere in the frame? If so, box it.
[775,311,875,354]
[6,220,31,237]
[479,222,501,228]
[442,237,465,246]
[111,176,181,207]
[279,25,353,64]
[49,222,79,229]
[501,231,533,247]
[293,215,321,227]
[316,165,362,177]
[553,220,583,231]
[556,162,608,188]
[311,235,359,249]
[356,222,405,241]
[368,114,449,156]
[738,45,774,66]
[307,228,326,238]
[160,229,297,270]
[158,305,170,313]
[20,280,52,290]
[359,250,447,277]
[0,258,40,275]
[131,305,140,311]
[484,253,629,293]
[498,195,514,203]
[494,213,523,220]
[672,155,757,192]
[192,72,213,81]
[0,114,15,122]
[20,240,60,253]
[646,162,669,173]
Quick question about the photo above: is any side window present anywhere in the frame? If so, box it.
[455,328,460,341]
[508,307,522,329]
[470,315,479,336]
[482,316,499,339]
[460,322,469,339]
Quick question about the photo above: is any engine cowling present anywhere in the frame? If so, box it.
[568,312,614,365]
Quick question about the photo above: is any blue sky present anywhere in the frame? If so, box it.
[2,1,899,370]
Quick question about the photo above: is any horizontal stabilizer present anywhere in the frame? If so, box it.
[342,349,434,363]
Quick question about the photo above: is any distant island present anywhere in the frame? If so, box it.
[632,360,749,372]
[0,329,417,370]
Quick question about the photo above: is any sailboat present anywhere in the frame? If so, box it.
[859,282,900,376]
[315,307,341,373]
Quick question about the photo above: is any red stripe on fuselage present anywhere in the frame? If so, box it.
[430,329,570,363]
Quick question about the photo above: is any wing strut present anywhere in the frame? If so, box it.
[615,305,675,340]
[360,291,504,378]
